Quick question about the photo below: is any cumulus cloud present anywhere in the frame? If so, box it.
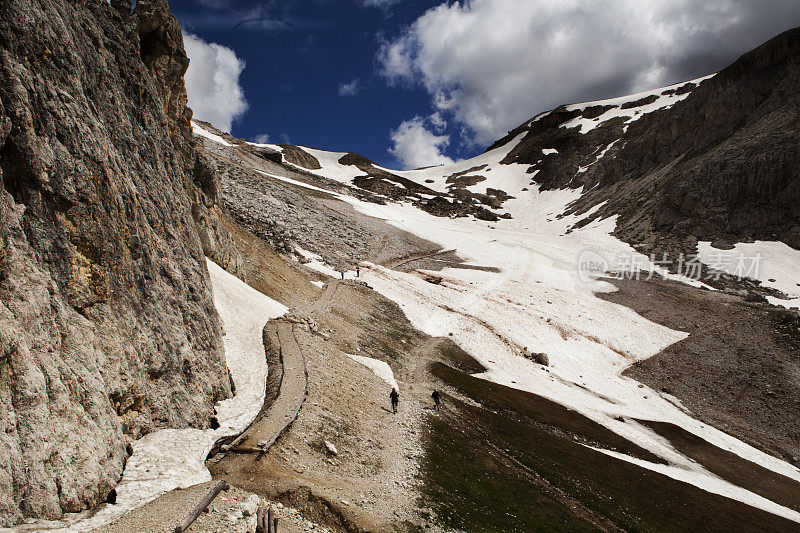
[184,33,248,133]
[338,78,361,96]
[379,0,800,145]
[389,116,455,169]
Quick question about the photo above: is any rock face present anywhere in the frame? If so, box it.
[0,0,239,524]
[489,27,800,252]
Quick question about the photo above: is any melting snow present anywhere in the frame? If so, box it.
[282,146,366,185]
[697,240,800,308]
[192,120,235,147]
[50,259,286,531]
[346,354,399,391]
[559,74,716,134]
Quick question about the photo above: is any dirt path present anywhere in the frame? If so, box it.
[225,280,341,454]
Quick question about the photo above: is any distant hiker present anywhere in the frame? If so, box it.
[432,390,441,412]
[356,267,360,277]
[390,388,399,414]
[340,271,344,280]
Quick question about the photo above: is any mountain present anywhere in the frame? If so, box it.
[188,27,800,529]
[233,27,800,261]
[3,0,799,527]
[0,0,242,524]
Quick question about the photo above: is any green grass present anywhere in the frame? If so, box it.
[642,420,800,512]
[420,363,800,532]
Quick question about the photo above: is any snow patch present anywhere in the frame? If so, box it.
[192,120,235,147]
[346,354,399,391]
[697,240,800,308]
[560,74,715,134]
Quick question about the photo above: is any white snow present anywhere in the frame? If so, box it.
[697,240,800,308]
[191,120,235,147]
[542,148,559,155]
[255,170,337,196]
[592,446,800,523]
[325,186,800,519]
[559,74,716,134]
[386,131,530,196]
[578,140,620,174]
[207,259,288,431]
[246,141,284,152]
[193,71,800,521]
[281,146,367,185]
[295,246,342,278]
[346,354,399,391]
[49,259,286,532]
[310,280,325,288]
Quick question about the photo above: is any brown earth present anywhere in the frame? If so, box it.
[600,277,800,467]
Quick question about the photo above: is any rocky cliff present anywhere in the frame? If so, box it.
[490,27,800,254]
[0,0,239,524]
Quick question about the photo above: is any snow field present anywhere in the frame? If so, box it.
[558,74,716,134]
[697,240,800,309]
[192,120,235,147]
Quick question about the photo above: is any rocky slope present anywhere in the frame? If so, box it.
[491,27,800,254]
[223,27,800,254]
[0,0,239,524]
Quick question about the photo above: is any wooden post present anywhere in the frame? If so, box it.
[273,515,279,533]
[174,480,229,533]
[267,507,275,533]
[256,506,266,533]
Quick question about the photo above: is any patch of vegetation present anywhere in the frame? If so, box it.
[421,410,595,532]
[419,363,800,532]
[642,420,800,512]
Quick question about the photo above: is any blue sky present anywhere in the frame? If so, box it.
[174,0,448,167]
[173,0,800,169]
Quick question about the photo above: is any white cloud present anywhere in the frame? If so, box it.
[184,33,248,133]
[253,133,271,144]
[389,116,454,169]
[338,78,361,96]
[379,0,800,145]
[363,0,403,9]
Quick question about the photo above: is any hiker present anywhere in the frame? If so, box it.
[432,390,441,412]
[340,271,344,280]
[356,267,360,277]
[390,388,399,414]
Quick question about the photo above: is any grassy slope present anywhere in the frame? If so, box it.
[422,362,800,532]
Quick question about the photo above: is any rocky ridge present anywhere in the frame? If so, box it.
[491,27,800,255]
[0,0,240,524]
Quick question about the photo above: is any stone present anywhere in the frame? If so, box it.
[324,440,338,456]
[241,494,261,517]
[0,0,239,524]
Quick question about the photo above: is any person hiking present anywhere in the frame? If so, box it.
[356,267,360,277]
[432,390,441,412]
[390,388,399,414]
[340,271,344,280]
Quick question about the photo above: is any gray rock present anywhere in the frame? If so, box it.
[0,0,238,524]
